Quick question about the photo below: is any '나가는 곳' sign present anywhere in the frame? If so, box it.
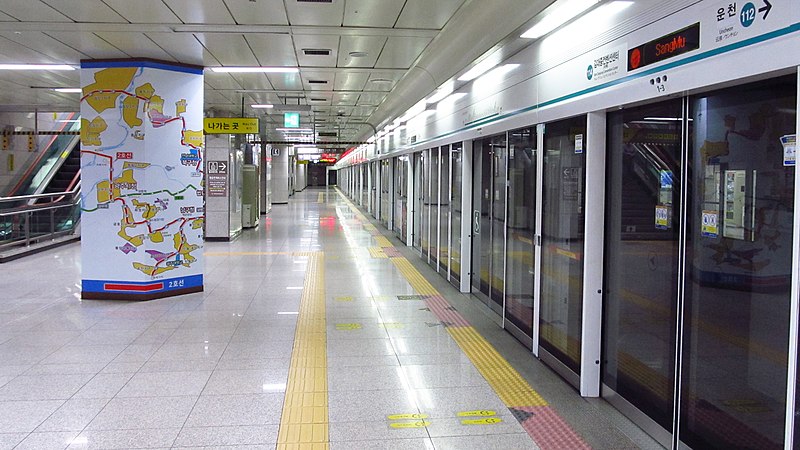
[203,117,259,134]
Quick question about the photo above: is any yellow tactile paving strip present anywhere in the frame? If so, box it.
[277,252,329,450]
[368,247,388,258]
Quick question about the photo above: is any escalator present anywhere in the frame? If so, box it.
[0,115,82,259]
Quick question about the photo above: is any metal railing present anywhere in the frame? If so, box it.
[0,185,81,251]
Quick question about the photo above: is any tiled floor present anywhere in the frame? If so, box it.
[0,188,662,449]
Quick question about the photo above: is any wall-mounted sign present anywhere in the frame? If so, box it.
[284,112,300,128]
[207,160,228,197]
[271,148,280,157]
[203,117,259,134]
[628,23,701,71]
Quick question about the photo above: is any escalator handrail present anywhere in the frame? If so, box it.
[0,185,80,204]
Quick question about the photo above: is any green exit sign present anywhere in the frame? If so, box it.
[284,112,300,128]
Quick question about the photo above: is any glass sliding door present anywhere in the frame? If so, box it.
[539,116,587,376]
[428,148,440,267]
[602,75,797,448]
[604,100,684,431]
[680,75,795,450]
[472,133,507,313]
[413,151,426,250]
[505,127,537,342]
[381,159,390,228]
[450,143,463,286]
[439,146,451,273]
[395,156,409,243]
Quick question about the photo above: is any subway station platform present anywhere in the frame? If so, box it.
[0,188,660,449]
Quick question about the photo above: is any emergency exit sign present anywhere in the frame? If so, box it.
[284,112,300,128]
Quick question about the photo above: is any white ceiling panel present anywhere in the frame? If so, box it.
[1,1,71,22]
[0,70,79,91]
[224,0,289,25]
[337,36,386,68]
[300,70,334,91]
[45,31,130,59]
[196,34,258,66]
[343,0,404,27]
[284,0,344,26]
[395,0,466,30]
[333,72,368,91]
[145,33,219,66]
[101,0,182,23]
[0,36,61,64]
[267,73,303,90]
[205,90,236,104]
[244,34,297,67]
[292,35,339,68]
[245,92,282,104]
[229,73,273,91]
[42,0,126,23]
[332,92,358,106]
[162,0,236,24]
[204,72,242,90]
[356,92,386,106]
[94,33,176,61]
[0,11,18,21]
[0,32,90,63]
[374,36,431,69]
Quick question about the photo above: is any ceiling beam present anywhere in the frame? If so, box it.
[0,22,439,38]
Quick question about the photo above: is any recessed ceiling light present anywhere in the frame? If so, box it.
[250,104,274,108]
[348,51,368,58]
[369,78,392,83]
[521,0,601,39]
[0,64,74,71]
[210,67,299,73]
[53,88,82,93]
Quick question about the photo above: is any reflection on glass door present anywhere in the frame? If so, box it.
[539,116,587,376]
[604,100,683,431]
[450,143,463,285]
[394,156,408,243]
[603,76,796,449]
[681,76,795,450]
[428,148,440,267]
[472,134,507,313]
[439,146,451,273]
[413,152,424,249]
[380,159,390,228]
[505,127,537,341]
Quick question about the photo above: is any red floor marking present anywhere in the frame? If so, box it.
[424,295,470,327]
[515,406,591,450]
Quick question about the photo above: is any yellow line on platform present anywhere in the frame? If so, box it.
[277,252,329,449]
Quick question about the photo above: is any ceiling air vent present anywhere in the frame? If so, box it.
[307,80,328,85]
[302,49,331,56]
[309,97,327,102]
[318,132,338,137]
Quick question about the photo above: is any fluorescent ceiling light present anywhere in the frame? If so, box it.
[0,64,74,71]
[210,67,299,73]
[458,58,500,82]
[250,104,274,108]
[521,0,599,39]
[426,81,454,104]
[277,128,312,132]
[53,88,82,93]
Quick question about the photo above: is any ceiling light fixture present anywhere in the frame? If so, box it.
[457,58,501,81]
[53,88,82,93]
[250,104,274,108]
[0,64,74,71]
[209,67,299,73]
[426,81,455,104]
[521,0,600,39]
[348,51,368,58]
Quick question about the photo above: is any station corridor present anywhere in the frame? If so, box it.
[0,188,658,449]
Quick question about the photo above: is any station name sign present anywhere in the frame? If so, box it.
[628,23,700,71]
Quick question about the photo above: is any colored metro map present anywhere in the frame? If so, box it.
[80,65,204,287]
